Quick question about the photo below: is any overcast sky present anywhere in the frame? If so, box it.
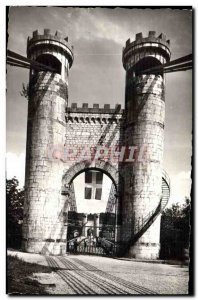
[6,7,192,206]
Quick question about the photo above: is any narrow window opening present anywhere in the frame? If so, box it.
[35,54,62,75]
[134,56,163,77]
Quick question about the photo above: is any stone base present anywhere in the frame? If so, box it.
[22,239,67,255]
[128,242,160,260]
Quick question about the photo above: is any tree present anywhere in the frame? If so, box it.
[7,177,24,248]
[160,198,191,260]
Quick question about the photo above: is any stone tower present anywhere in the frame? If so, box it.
[122,31,171,259]
[22,29,74,255]
[22,29,170,258]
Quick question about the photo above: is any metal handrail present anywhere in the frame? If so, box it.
[134,198,162,234]
[162,169,171,191]
[125,170,171,253]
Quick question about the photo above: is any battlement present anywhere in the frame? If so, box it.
[67,103,124,114]
[27,29,74,66]
[27,29,73,49]
[124,31,170,49]
[123,31,171,71]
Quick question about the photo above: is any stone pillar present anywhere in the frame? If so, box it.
[94,214,100,237]
[22,29,74,255]
[82,214,87,236]
[122,31,171,259]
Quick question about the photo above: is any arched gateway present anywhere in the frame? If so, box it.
[61,160,122,256]
[62,160,120,192]
[22,29,171,258]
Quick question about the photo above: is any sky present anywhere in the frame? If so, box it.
[6,7,192,207]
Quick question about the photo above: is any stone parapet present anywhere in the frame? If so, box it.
[67,103,123,114]
[27,29,74,67]
[123,31,171,71]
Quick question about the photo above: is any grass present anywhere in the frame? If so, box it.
[7,255,52,295]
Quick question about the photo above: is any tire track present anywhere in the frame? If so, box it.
[72,257,157,295]
[46,256,98,294]
[58,270,98,295]
[46,256,82,294]
[58,257,129,295]
[57,256,82,270]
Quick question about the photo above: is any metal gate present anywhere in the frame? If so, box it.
[67,224,119,256]
[66,212,121,256]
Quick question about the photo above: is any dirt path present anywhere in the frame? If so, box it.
[7,250,189,295]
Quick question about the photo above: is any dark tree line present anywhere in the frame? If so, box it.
[7,177,24,248]
[160,198,191,260]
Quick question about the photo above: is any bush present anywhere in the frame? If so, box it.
[160,198,191,260]
[7,177,24,249]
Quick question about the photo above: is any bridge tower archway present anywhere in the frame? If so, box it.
[61,160,123,256]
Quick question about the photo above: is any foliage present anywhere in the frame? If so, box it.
[160,198,191,260]
[7,177,25,248]
[7,177,24,223]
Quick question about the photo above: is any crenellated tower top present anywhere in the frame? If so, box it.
[27,29,74,82]
[122,31,171,72]
[27,29,74,67]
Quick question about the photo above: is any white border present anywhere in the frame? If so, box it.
[1,2,196,298]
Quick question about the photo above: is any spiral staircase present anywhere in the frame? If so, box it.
[102,170,171,256]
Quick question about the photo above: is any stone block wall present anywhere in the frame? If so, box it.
[122,32,171,259]
[23,29,74,255]
[22,72,69,255]
[64,103,124,172]
[121,75,165,259]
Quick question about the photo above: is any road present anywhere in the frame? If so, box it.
[8,251,189,295]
